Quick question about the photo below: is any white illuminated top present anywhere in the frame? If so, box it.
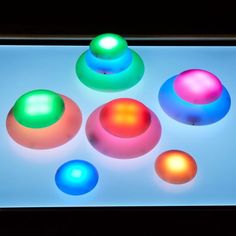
[99,37,118,49]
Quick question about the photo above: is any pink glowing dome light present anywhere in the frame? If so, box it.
[174,69,223,104]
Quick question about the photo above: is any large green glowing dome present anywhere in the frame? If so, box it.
[13,89,65,128]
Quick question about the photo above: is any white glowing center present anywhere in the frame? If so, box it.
[99,37,118,49]
[26,95,51,115]
[71,169,82,178]
[168,157,186,171]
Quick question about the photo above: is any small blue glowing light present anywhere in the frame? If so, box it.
[85,48,132,74]
[158,76,231,125]
[55,160,99,195]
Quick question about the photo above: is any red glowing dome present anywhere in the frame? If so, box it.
[100,98,151,138]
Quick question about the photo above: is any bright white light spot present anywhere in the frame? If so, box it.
[26,95,51,115]
[99,37,118,49]
[26,105,50,115]
[71,169,82,178]
[168,156,186,171]
[27,95,50,104]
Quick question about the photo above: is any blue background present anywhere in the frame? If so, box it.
[0,45,235,207]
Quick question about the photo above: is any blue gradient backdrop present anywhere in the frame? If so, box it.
[0,45,235,207]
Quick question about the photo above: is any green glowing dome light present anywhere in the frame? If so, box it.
[76,33,145,92]
[13,90,65,128]
[76,50,144,92]
[90,33,128,59]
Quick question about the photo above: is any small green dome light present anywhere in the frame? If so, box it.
[90,33,128,59]
[13,89,65,128]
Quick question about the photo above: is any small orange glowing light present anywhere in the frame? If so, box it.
[155,150,197,184]
[100,98,151,138]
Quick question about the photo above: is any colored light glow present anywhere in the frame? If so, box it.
[76,50,144,92]
[167,155,187,171]
[85,48,132,74]
[26,95,52,115]
[71,169,82,178]
[86,104,161,159]
[13,90,65,128]
[174,69,223,104]
[155,150,197,184]
[6,95,82,149]
[99,36,118,49]
[100,98,151,138]
[90,33,127,59]
[158,76,231,125]
[55,160,99,195]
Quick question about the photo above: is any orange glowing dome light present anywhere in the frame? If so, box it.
[100,98,151,138]
[155,150,197,184]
